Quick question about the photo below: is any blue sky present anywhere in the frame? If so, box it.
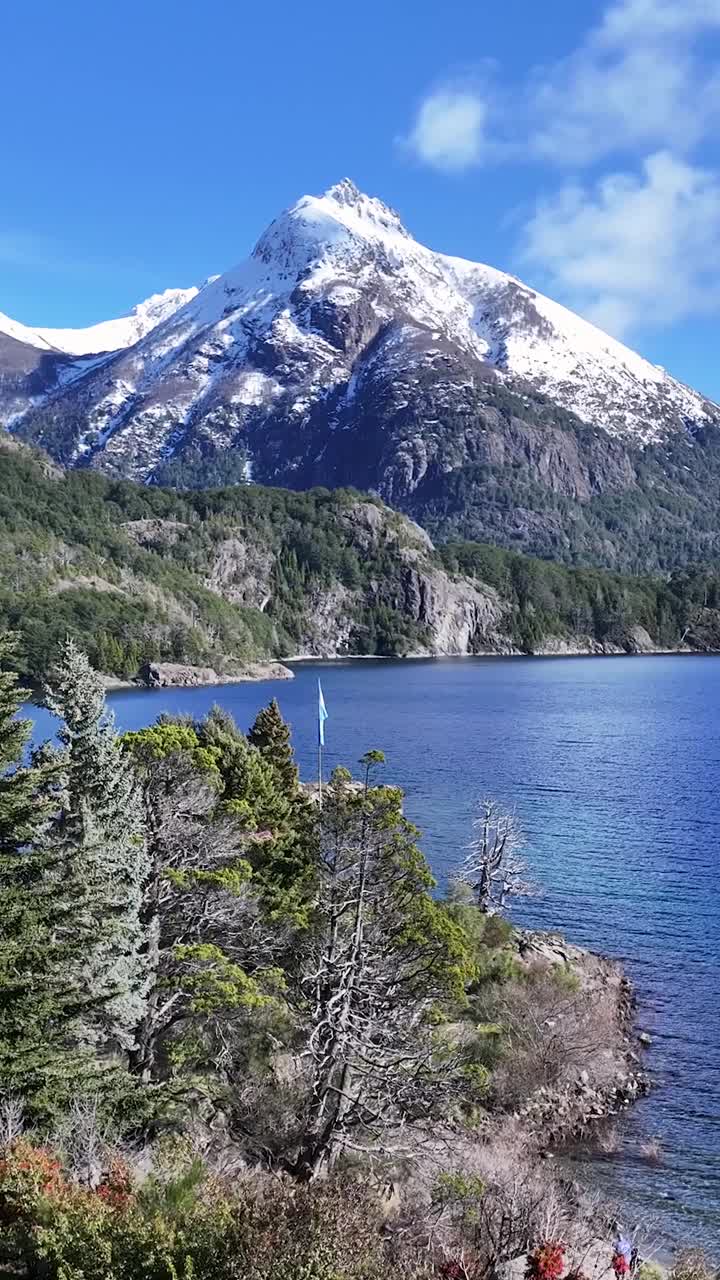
[3,0,720,397]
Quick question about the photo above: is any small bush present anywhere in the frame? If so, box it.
[670,1251,719,1280]
[0,1141,439,1280]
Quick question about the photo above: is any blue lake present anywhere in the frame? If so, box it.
[27,654,720,1250]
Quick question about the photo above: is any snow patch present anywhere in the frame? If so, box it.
[34,287,199,355]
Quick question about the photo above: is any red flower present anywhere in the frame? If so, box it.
[439,1263,469,1280]
[95,1160,134,1211]
[526,1241,567,1280]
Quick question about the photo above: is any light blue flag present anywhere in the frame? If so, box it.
[318,679,328,747]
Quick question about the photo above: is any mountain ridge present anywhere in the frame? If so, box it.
[3,179,714,443]
[3,179,720,572]
[0,286,198,357]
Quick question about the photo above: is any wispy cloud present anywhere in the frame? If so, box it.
[405,0,720,337]
[521,151,720,338]
[404,0,720,175]
[596,0,720,46]
[530,0,720,165]
[403,87,488,173]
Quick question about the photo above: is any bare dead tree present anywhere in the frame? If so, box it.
[257,765,473,1182]
[460,799,534,915]
[0,1096,24,1148]
[127,750,279,1081]
[51,1096,115,1186]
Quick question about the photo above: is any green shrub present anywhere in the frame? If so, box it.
[0,1141,434,1280]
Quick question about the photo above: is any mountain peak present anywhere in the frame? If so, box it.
[318,180,408,239]
[251,181,411,277]
[323,177,363,205]
[4,177,717,495]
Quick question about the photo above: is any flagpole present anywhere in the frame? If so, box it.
[317,678,326,808]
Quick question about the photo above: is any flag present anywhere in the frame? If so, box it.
[318,679,328,747]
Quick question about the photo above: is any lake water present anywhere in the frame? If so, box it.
[26,655,720,1251]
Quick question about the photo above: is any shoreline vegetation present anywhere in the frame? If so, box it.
[3,440,720,687]
[6,632,709,1280]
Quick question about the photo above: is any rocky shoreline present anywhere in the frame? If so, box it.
[287,644,708,664]
[100,660,295,691]
[512,930,651,1149]
[98,646,719,696]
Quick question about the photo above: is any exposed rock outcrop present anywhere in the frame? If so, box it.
[514,931,651,1145]
[138,661,293,688]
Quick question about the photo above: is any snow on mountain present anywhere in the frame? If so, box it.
[33,286,200,355]
[0,311,57,352]
[5,179,718,485]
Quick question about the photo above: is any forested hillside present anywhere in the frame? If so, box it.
[0,644,654,1278]
[2,440,720,681]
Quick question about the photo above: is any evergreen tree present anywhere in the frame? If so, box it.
[126,708,316,920]
[43,639,149,1053]
[197,706,293,833]
[233,764,476,1178]
[0,639,43,855]
[248,699,299,795]
[213,704,318,914]
[0,635,94,1112]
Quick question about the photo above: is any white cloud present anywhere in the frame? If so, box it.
[404,89,487,172]
[531,0,720,164]
[596,0,720,45]
[406,0,720,336]
[521,151,720,337]
[405,0,720,174]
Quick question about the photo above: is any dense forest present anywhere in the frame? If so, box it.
[2,634,703,1280]
[2,440,720,681]
[406,401,720,573]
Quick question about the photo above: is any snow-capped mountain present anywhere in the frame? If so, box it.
[0,287,198,357]
[0,311,57,352]
[4,179,719,564]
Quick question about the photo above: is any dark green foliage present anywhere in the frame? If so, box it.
[245,700,318,912]
[0,636,98,1114]
[0,446,421,677]
[248,699,299,795]
[4,440,720,682]
[350,603,429,656]
[0,637,42,852]
[436,540,720,654]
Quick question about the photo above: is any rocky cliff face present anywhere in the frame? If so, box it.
[124,498,511,659]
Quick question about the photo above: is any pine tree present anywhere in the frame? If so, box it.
[248,699,299,796]
[43,639,149,1053]
[0,635,95,1112]
[198,706,293,832]
[200,706,315,916]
